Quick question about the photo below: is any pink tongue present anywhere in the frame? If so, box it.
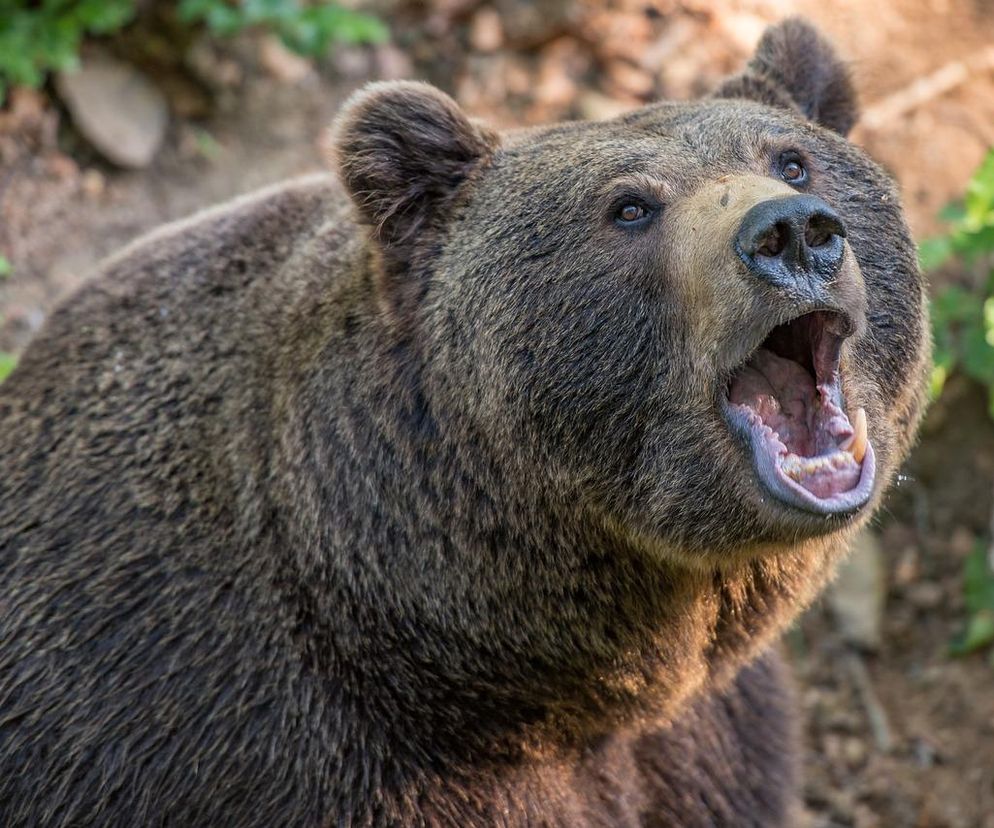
[728,348,818,454]
[729,349,863,499]
[784,454,862,497]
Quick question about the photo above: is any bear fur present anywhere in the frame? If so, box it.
[0,18,928,827]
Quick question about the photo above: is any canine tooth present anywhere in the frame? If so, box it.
[841,408,868,462]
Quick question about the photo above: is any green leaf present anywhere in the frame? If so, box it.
[964,150,994,227]
[0,352,15,384]
[177,0,386,51]
[952,224,994,261]
[0,0,134,97]
[950,609,994,656]
[932,285,982,326]
[928,361,948,401]
[192,127,221,160]
[919,236,953,272]
[0,255,11,279]
[177,0,217,23]
[961,318,994,387]
[950,540,994,657]
[206,5,248,36]
[939,200,967,224]
[963,541,994,615]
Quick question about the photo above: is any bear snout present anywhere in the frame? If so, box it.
[735,194,847,294]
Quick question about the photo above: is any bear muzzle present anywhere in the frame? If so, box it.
[734,194,847,296]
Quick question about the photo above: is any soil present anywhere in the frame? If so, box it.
[1,1,993,825]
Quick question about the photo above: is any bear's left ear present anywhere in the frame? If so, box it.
[328,81,498,263]
[714,18,858,136]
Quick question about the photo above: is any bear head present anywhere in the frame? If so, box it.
[330,18,929,572]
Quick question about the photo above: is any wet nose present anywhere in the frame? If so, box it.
[735,195,847,289]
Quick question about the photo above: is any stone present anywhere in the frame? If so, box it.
[828,528,886,650]
[56,51,168,169]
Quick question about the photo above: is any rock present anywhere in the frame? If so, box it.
[606,60,656,99]
[259,35,313,83]
[714,12,769,55]
[843,736,867,766]
[332,46,373,79]
[907,580,944,610]
[470,7,503,53]
[892,544,920,586]
[44,153,79,182]
[374,44,414,81]
[494,0,577,47]
[185,36,243,90]
[828,528,886,650]
[81,169,107,201]
[950,526,975,558]
[56,51,168,169]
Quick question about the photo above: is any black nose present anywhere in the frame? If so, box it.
[735,195,847,290]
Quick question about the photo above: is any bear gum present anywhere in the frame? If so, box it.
[0,18,929,828]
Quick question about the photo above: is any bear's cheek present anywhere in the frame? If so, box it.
[432,262,664,474]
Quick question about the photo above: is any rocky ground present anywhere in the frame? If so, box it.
[1,1,993,825]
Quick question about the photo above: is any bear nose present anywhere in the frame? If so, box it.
[735,195,847,290]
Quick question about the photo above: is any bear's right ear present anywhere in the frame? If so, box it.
[714,18,858,136]
[328,81,498,263]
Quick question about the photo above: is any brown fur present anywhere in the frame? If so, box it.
[0,20,927,827]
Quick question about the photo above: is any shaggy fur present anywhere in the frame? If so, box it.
[0,19,928,827]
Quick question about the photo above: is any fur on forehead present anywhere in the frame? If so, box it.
[327,81,499,263]
[714,17,858,136]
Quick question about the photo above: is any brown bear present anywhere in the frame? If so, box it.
[0,18,928,828]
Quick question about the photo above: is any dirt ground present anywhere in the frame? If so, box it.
[2,1,993,825]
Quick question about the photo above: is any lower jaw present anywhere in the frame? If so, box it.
[750,438,876,516]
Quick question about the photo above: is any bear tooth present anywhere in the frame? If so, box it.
[840,408,868,462]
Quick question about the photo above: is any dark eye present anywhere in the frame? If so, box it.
[615,202,653,227]
[780,155,807,185]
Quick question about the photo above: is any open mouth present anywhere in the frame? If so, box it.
[723,310,875,515]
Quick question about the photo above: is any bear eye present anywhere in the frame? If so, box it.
[779,154,808,185]
[614,202,653,227]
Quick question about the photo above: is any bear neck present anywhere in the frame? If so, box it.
[263,266,843,779]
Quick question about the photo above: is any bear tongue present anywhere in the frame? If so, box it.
[728,348,818,454]
[781,451,862,497]
[729,348,871,499]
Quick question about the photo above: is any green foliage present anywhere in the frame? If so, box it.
[0,352,15,384]
[0,1,387,106]
[925,149,994,665]
[0,0,135,104]
[0,255,11,280]
[949,541,994,663]
[177,0,387,56]
[923,147,994,417]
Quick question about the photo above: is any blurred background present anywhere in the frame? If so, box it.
[1,1,993,825]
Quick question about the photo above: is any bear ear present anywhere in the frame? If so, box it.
[328,81,498,260]
[714,18,858,136]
